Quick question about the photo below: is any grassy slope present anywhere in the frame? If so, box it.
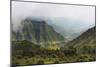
[64,27,96,54]
[12,26,96,66]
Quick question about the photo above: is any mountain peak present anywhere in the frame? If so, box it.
[12,18,64,49]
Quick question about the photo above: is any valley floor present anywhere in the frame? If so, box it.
[12,48,96,66]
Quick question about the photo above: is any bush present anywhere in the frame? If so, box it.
[37,60,44,65]
[63,46,77,56]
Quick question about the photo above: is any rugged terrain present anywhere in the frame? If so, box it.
[11,18,96,66]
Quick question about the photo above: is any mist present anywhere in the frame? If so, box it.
[12,1,95,39]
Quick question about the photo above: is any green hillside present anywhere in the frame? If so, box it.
[12,18,64,50]
[11,19,96,66]
[64,27,96,54]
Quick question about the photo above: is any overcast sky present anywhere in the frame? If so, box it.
[12,1,95,39]
[12,1,95,22]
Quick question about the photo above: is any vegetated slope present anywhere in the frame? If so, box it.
[12,18,64,49]
[11,19,96,66]
[64,26,96,55]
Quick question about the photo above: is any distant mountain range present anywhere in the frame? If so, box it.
[12,18,96,50]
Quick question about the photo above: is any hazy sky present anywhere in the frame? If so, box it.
[12,1,95,39]
[12,1,95,22]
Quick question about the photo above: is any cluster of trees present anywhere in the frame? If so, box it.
[12,40,95,66]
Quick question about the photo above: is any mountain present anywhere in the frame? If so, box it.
[64,26,96,54]
[12,23,96,66]
[12,18,64,50]
[46,18,95,41]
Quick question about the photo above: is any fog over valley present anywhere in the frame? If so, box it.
[12,1,95,41]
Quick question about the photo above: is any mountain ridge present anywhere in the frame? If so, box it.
[12,18,65,49]
[63,26,96,55]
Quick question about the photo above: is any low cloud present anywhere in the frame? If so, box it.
[12,1,95,33]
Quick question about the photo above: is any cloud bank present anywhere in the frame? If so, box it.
[12,1,95,39]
